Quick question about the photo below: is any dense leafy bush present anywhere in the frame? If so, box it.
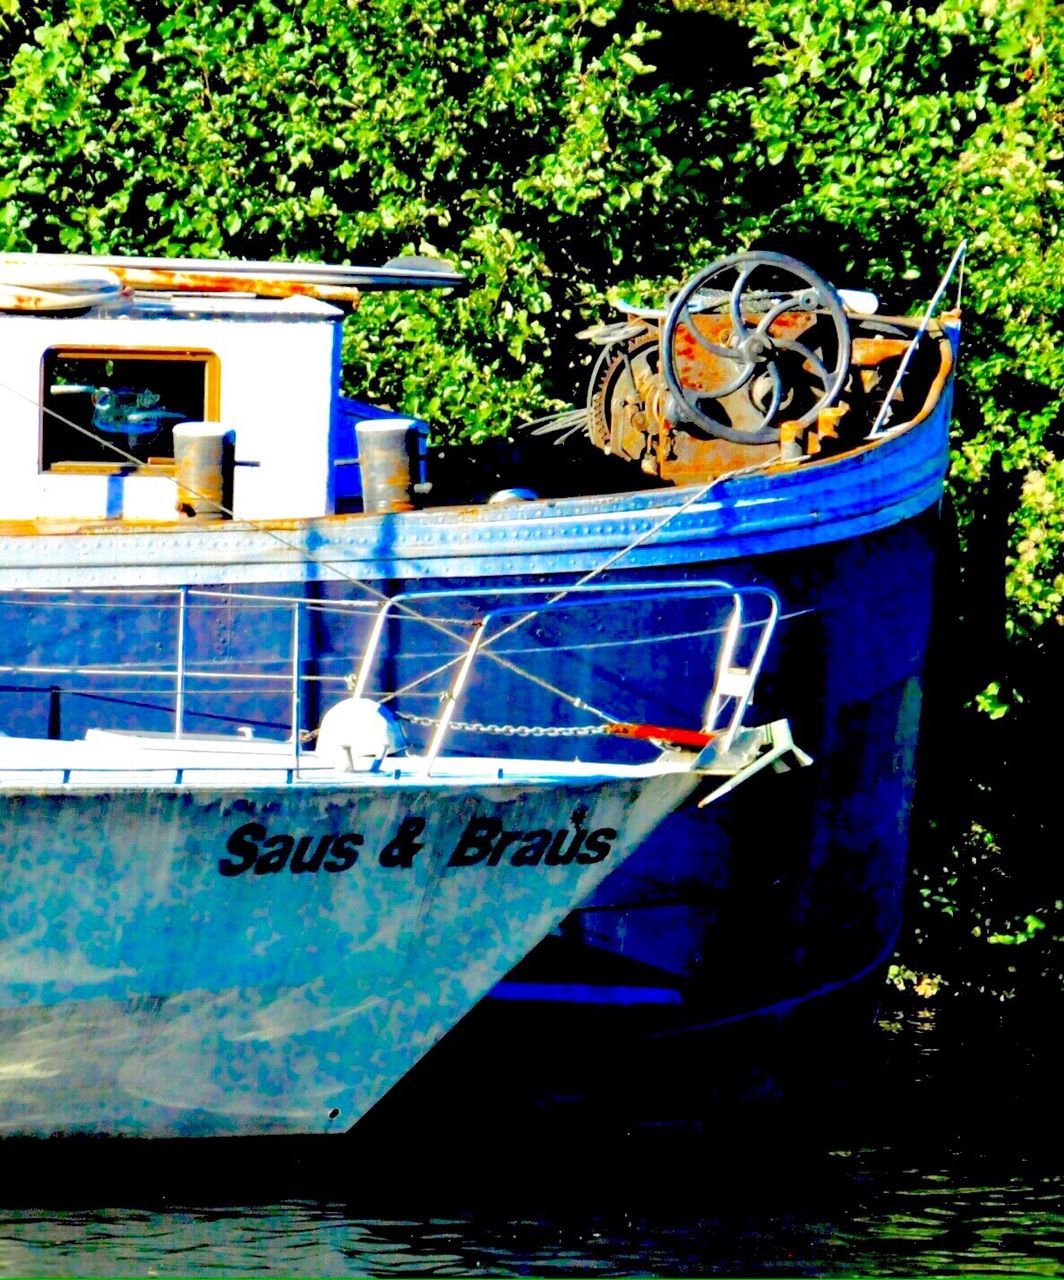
[0,0,1059,999]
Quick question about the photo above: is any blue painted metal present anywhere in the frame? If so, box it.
[0,766,700,1137]
[488,982,684,1006]
[0,378,951,589]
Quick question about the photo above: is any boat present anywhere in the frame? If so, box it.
[0,247,960,1134]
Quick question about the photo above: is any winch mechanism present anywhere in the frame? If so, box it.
[584,251,859,484]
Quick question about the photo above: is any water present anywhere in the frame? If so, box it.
[1,1012,1060,1277]
[3,1157,1061,1277]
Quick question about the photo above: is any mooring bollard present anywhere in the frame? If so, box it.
[355,416,427,514]
[174,422,235,520]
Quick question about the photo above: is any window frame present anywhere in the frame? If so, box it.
[39,345,222,475]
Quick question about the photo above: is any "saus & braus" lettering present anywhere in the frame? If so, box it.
[217,807,616,876]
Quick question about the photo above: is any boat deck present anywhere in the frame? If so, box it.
[0,728,687,791]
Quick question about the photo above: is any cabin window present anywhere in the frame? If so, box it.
[40,347,220,473]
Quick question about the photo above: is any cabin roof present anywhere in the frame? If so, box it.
[0,292,345,323]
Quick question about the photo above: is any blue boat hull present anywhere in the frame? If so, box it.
[413,512,938,1047]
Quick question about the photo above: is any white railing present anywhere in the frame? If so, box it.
[0,580,780,775]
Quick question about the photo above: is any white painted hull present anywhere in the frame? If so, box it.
[0,764,698,1138]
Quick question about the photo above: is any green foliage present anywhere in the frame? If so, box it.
[8,0,1056,556]
[988,914,1045,946]
[974,679,1019,720]
[686,0,1064,1005]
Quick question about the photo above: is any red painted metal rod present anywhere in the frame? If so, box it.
[605,722,715,749]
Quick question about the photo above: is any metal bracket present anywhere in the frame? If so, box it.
[695,718,813,807]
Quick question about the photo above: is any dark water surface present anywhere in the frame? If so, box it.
[1,1011,1060,1277]
[2,1160,1062,1277]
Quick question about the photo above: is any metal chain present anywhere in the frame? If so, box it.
[395,711,609,738]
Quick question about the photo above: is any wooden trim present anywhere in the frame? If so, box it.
[42,345,221,419]
[48,461,177,477]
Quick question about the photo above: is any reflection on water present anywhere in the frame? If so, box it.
[0,1014,1060,1277]
[2,1162,1062,1278]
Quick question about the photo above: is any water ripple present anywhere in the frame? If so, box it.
[1,1165,1061,1280]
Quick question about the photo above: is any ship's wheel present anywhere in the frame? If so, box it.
[661,252,851,444]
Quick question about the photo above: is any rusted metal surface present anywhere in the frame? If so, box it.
[660,253,852,446]
[670,309,817,419]
[588,310,817,487]
[0,286,126,311]
[816,404,849,440]
[0,264,128,312]
[0,252,468,296]
[584,297,956,486]
[356,419,422,514]
[104,266,364,305]
[851,336,912,366]
[173,424,235,521]
[47,461,176,477]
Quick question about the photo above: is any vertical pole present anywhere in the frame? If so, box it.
[175,587,187,740]
[703,593,741,741]
[426,619,485,775]
[290,600,301,774]
[354,599,395,698]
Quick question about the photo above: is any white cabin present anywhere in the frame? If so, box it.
[0,292,342,523]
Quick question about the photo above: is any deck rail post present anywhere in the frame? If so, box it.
[175,586,187,740]
[426,618,486,775]
[290,600,302,774]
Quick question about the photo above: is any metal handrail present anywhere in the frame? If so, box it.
[407,583,781,772]
[2,581,780,770]
[353,578,747,698]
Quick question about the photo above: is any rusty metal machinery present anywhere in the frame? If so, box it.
[585,252,854,484]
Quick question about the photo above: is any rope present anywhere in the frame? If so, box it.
[477,454,796,658]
